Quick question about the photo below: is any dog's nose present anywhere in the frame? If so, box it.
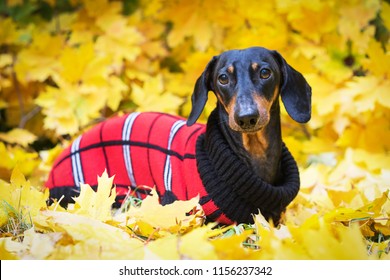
[235,109,260,130]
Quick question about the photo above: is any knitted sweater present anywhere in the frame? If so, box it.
[47,110,300,224]
[196,110,300,223]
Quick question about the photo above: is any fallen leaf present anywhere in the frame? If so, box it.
[0,167,48,218]
[127,189,203,233]
[34,210,144,259]
[71,170,116,222]
[0,128,37,148]
[179,226,218,260]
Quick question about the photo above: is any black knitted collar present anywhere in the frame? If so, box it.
[196,109,300,224]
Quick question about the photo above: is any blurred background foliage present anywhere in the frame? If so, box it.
[1,0,390,259]
[0,0,389,189]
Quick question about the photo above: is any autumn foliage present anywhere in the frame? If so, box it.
[0,0,389,259]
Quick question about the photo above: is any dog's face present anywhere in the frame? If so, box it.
[187,47,312,132]
[211,48,282,133]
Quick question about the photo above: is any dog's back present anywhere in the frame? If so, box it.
[47,112,206,207]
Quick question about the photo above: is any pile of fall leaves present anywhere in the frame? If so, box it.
[0,0,389,259]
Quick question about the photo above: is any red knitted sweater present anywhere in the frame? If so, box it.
[47,112,234,224]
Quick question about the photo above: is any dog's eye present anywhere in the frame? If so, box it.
[260,68,271,79]
[218,74,229,85]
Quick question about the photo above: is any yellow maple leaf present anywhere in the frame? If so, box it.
[324,207,372,223]
[382,2,390,30]
[0,128,37,148]
[353,149,390,172]
[358,190,389,217]
[178,49,219,93]
[127,189,203,233]
[313,50,354,84]
[87,1,145,66]
[58,42,119,89]
[277,0,338,43]
[0,201,9,227]
[308,74,339,117]
[373,220,390,236]
[211,231,259,260]
[3,228,62,259]
[338,0,379,54]
[35,83,80,135]
[363,40,390,77]
[179,226,218,260]
[14,31,63,84]
[255,212,311,259]
[0,18,20,46]
[359,217,390,240]
[83,0,116,18]
[281,214,374,259]
[327,188,362,208]
[341,76,390,113]
[95,12,144,65]
[105,76,129,111]
[144,234,181,259]
[159,0,217,50]
[0,54,12,68]
[0,167,48,219]
[0,239,19,260]
[34,210,144,259]
[355,172,389,205]
[130,18,168,59]
[0,143,41,178]
[224,16,288,51]
[257,229,309,259]
[71,170,116,222]
[36,72,121,136]
[339,0,380,30]
[327,149,366,184]
[324,190,389,230]
[299,164,325,191]
[131,75,183,114]
[336,116,390,153]
[173,49,220,120]
[297,221,371,259]
[284,200,320,228]
[0,142,18,172]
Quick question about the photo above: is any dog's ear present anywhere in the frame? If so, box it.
[187,56,218,126]
[272,51,312,123]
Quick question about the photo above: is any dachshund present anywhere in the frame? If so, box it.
[47,47,311,224]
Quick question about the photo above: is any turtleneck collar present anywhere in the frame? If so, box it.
[195,108,300,224]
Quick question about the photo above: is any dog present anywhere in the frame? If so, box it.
[47,47,311,224]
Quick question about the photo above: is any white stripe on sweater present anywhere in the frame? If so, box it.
[122,112,141,187]
[163,120,186,192]
[71,135,84,190]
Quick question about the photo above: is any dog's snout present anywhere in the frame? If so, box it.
[234,109,260,130]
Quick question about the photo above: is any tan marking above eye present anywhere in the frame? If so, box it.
[251,63,259,71]
[227,65,234,73]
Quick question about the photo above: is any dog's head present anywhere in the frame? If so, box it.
[187,47,312,132]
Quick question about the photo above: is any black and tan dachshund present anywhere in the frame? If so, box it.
[47,47,311,224]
